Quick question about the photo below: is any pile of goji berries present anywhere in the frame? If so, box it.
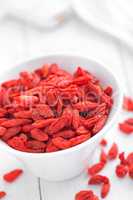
[0,64,113,153]
[75,96,133,200]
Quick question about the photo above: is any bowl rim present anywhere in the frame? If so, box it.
[0,53,123,157]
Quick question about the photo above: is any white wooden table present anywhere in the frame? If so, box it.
[0,17,133,200]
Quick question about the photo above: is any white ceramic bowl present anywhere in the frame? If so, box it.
[0,54,123,181]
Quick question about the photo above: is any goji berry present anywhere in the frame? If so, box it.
[75,190,99,200]
[3,169,23,182]
[104,86,113,96]
[119,152,127,165]
[123,96,133,111]
[31,128,48,142]
[100,139,107,146]
[52,137,71,150]
[0,191,6,199]
[101,183,110,198]
[70,134,90,147]
[2,126,21,141]
[88,175,109,185]
[88,162,105,176]
[1,119,31,128]
[36,104,54,118]
[100,150,107,164]
[93,115,107,134]
[108,143,118,160]
[119,122,133,134]
[127,153,133,166]
[115,164,128,178]
[0,126,6,137]
[128,164,133,179]
[26,140,46,152]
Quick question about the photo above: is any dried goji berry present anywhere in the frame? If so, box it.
[88,175,109,185]
[0,191,6,199]
[125,118,133,125]
[46,141,59,153]
[100,150,107,164]
[119,152,127,165]
[26,140,46,151]
[104,86,113,96]
[123,96,133,111]
[0,126,6,137]
[119,122,133,134]
[108,143,118,160]
[92,115,107,134]
[2,126,21,141]
[72,109,80,130]
[127,153,133,166]
[48,117,68,135]
[75,190,99,200]
[101,182,110,198]
[70,134,90,147]
[3,169,23,183]
[53,130,76,139]
[14,110,32,118]
[88,162,105,176]
[128,164,133,179]
[1,119,31,128]
[52,137,71,150]
[115,164,128,178]
[31,128,48,142]
[100,139,107,146]
[32,119,55,129]
[76,126,91,136]
[36,104,54,118]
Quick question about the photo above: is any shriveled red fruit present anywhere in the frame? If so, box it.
[127,153,133,166]
[75,190,99,200]
[128,164,133,179]
[92,115,107,134]
[108,143,118,160]
[53,130,76,139]
[0,126,6,137]
[2,126,21,141]
[46,142,59,153]
[36,104,54,118]
[123,96,133,111]
[26,140,46,152]
[100,139,107,146]
[119,152,127,165]
[101,183,110,198]
[125,118,133,125]
[3,169,23,182]
[1,119,31,128]
[52,137,71,150]
[89,175,109,185]
[104,86,113,96]
[0,191,6,199]
[14,110,32,118]
[119,123,133,134]
[31,128,48,142]
[115,164,128,178]
[88,162,105,176]
[70,134,90,147]
[100,150,107,164]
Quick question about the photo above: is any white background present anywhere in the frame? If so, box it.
[0,8,133,200]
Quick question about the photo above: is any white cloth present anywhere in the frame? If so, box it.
[1,0,133,48]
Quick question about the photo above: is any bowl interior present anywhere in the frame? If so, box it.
[0,54,122,154]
